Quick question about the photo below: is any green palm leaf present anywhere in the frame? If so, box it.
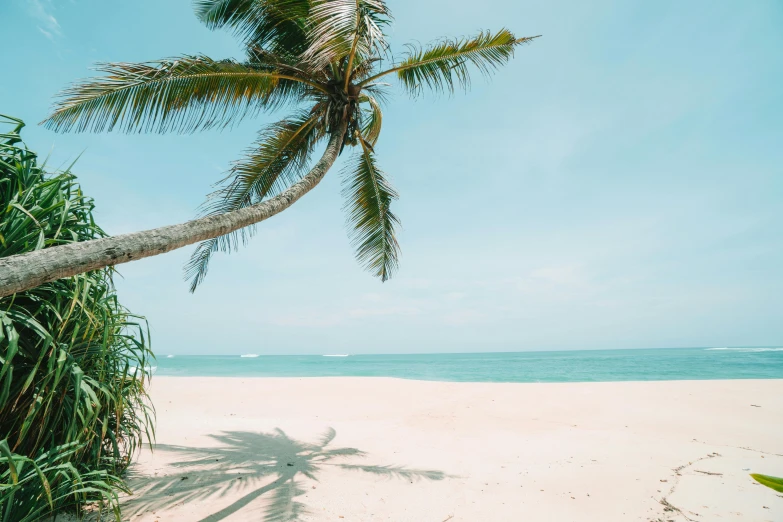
[43,56,313,134]
[342,138,399,281]
[195,0,311,55]
[349,56,381,83]
[362,30,539,95]
[361,95,382,147]
[305,0,391,69]
[246,45,325,80]
[185,109,325,291]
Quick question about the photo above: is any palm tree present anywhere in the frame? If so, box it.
[0,0,537,297]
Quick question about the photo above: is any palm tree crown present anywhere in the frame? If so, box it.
[43,0,538,292]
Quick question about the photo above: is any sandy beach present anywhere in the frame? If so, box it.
[121,378,783,521]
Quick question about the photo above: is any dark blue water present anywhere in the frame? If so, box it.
[150,347,783,382]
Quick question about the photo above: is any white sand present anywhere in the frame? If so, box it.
[122,378,783,521]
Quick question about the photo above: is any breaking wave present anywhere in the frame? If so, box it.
[705,347,783,353]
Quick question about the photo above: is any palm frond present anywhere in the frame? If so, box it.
[361,30,539,95]
[362,82,391,105]
[342,138,399,281]
[349,56,381,82]
[195,0,311,55]
[43,56,315,134]
[304,0,391,69]
[246,44,325,80]
[184,109,325,291]
[360,95,382,147]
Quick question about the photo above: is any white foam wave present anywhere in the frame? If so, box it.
[166,355,175,358]
[705,347,783,352]
[240,354,260,358]
[323,354,349,357]
[128,365,157,375]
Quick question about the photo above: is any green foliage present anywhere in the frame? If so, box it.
[750,473,783,493]
[304,0,391,69]
[0,115,154,520]
[392,30,539,96]
[342,140,399,281]
[360,95,382,147]
[194,0,311,55]
[42,0,538,290]
[184,109,326,291]
[43,56,305,134]
[0,441,125,522]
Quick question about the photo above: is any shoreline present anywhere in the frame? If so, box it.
[159,346,783,355]
[150,374,783,383]
[122,377,783,521]
[148,349,783,383]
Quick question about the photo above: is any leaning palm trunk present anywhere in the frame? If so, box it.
[0,130,343,298]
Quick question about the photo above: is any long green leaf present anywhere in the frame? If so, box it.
[362,30,538,95]
[185,109,325,291]
[195,0,312,56]
[305,0,391,68]
[751,473,783,493]
[42,56,309,134]
[342,139,400,281]
[1,116,154,520]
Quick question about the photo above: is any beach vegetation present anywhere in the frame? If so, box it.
[0,115,154,520]
[750,473,783,493]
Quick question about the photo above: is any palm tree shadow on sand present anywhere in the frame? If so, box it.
[122,428,451,522]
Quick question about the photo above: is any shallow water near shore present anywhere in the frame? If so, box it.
[152,347,783,382]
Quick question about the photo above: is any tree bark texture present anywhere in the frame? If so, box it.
[0,130,344,298]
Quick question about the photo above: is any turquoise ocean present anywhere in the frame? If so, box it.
[151,347,783,383]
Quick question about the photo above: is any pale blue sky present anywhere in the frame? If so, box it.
[2,0,781,354]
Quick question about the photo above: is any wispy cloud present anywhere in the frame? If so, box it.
[508,264,602,305]
[347,306,421,318]
[37,26,55,41]
[529,265,587,286]
[268,305,422,327]
[28,0,62,41]
[441,309,486,325]
[267,312,345,328]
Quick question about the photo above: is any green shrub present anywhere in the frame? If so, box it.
[0,440,125,522]
[0,115,154,520]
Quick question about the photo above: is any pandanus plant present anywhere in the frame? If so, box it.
[0,0,537,296]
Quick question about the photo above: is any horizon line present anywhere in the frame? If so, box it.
[157,345,783,357]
